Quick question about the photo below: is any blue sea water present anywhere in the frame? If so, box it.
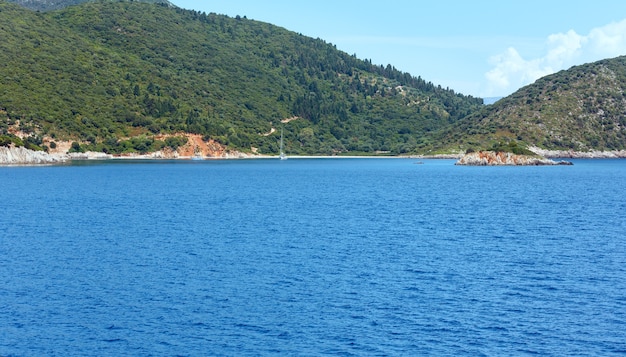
[1,158,625,356]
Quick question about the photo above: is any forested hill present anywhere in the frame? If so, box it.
[434,56,626,153]
[7,0,172,12]
[0,0,482,155]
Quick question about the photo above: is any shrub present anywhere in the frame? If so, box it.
[165,136,188,150]
[69,141,84,153]
[0,135,12,147]
[490,140,536,156]
[0,135,26,147]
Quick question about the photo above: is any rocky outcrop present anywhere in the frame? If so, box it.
[0,146,68,165]
[455,151,573,166]
[67,152,113,160]
[0,143,257,164]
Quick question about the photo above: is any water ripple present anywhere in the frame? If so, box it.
[1,159,625,355]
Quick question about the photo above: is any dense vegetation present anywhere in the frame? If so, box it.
[486,141,537,156]
[0,0,483,155]
[6,0,172,12]
[434,56,626,152]
[4,0,625,156]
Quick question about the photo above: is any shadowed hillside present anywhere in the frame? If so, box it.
[434,56,626,153]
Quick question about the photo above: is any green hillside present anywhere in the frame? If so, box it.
[0,0,482,155]
[6,0,173,12]
[434,56,626,153]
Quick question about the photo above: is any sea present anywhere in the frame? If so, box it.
[1,158,625,356]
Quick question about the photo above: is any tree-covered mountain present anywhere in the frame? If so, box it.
[434,56,626,153]
[6,0,172,12]
[0,0,483,155]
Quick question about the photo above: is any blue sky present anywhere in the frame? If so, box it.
[171,1,626,98]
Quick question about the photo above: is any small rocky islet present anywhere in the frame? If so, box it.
[455,151,573,166]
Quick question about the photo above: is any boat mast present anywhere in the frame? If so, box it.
[280,127,287,160]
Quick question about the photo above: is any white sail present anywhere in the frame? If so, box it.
[280,127,287,160]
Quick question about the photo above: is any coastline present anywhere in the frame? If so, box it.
[527,146,626,159]
[2,146,626,166]
[0,146,70,166]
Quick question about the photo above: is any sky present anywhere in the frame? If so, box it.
[171,1,626,98]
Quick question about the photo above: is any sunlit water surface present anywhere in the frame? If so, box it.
[1,159,625,355]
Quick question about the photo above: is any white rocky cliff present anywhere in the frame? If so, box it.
[0,146,68,165]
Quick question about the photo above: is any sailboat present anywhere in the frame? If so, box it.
[191,146,203,160]
[279,127,287,160]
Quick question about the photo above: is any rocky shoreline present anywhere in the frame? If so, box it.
[0,146,69,165]
[527,146,626,159]
[2,145,625,165]
[455,151,573,166]
[0,145,258,165]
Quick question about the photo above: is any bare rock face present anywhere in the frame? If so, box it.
[528,146,626,158]
[455,151,572,166]
[0,146,68,165]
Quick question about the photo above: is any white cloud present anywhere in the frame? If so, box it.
[545,29,583,65]
[485,47,554,95]
[586,19,626,57]
[485,19,626,96]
